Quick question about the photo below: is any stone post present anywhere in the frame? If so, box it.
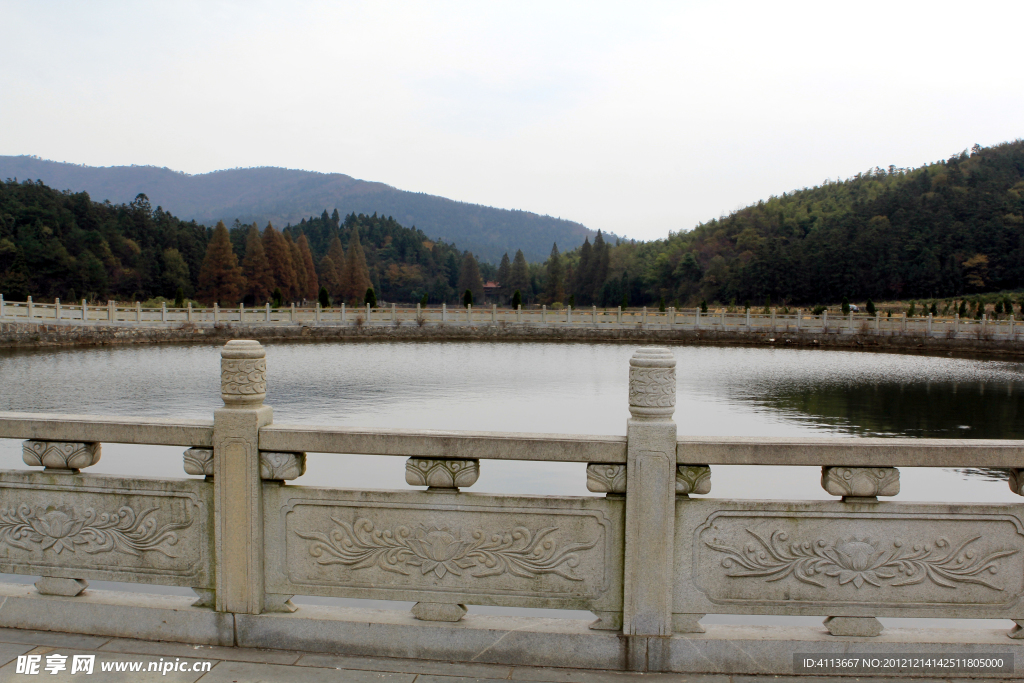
[315,302,321,323]
[341,303,346,322]
[719,307,724,328]
[848,310,853,333]
[161,302,167,322]
[903,312,908,333]
[695,307,700,329]
[55,298,61,321]
[442,303,447,322]
[366,302,371,323]
[491,303,496,322]
[642,306,647,325]
[0,293,4,319]
[516,304,522,323]
[213,303,219,323]
[468,303,473,322]
[771,308,776,331]
[1011,314,1015,338]
[392,302,396,322]
[187,302,193,323]
[668,307,675,326]
[416,302,421,320]
[107,299,113,322]
[265,303,271,322]
[795,308,801,330]
[954,313,959,335]
[745,307,750,330]
[927,313,932,336]
[27,296,33,319]
[541,305,546,323]
[617,306,622,324]
[623,348,677,659]
[567,305,572,324]
[81,299,87,321]
[821,309,827,333]
[290,303,295,322]
[213,340,272,614]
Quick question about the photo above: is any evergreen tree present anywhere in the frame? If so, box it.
[511,290,522,308]
[340,225,372,304]
[659,296,666,312]
[174,287,184,308]
[573,238,593,305]
[463,289,473,307]
[958,300,967,317]
[591,231,609,299]
[318,255,341,299]
[456,252,484,304]
[700,299,708,313]
[866,299,876,316]
[496,253,512,301]
[240,224,274,304]
[262,223,296,303]
[509,249,530,303]
[297,234,319,301]
[271,287,283,308]
[364,287,377,307]
[544,243,565,304]
[196,221,245,306]
[841,297,850,315]
[318,286,330,308]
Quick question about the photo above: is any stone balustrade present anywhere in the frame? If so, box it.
[1,295,1021,342]
[1,342,1023,675]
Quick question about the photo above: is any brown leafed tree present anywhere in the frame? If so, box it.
[284,233,308,302]
[297,234,319,301]
[457,251,485,304]
[339,225,372,304]
[318,255,342,300]
[241,224,274,304]
[326,234,346,297]
[261,223,296,302]
[196,221,245,305]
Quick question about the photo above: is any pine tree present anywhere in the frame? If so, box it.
[544,243,565,304]
[340,225,372,304]
[318,286,330,308]
[591,231,609,299]
[285,233,308,302]
[196,222,245,306]
[456,252,484,304]
[509,250,530,303]
[364,287,377,307]
[511,290,522,308]
[574,238,593,305]
[326,235,346,298]
[262,223,296,303]
[297,234,319,301]
[496,253,512,301]
[241,224,274,304]
[463,289,473,307]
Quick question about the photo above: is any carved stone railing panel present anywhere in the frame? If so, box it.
[821,467,899,498]
[0,470,213,589]
[263,486,623,612]
[675,466,711,496]
[260,452,306,481]
[405,458,479,489]
[674,500,1024,620]
[23,441,100,471]
[586,464,625,493]
[183,448,214,476]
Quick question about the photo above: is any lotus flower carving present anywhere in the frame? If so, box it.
[296,518,597,581]
[705,528,1018,590]
[0,503,190,557]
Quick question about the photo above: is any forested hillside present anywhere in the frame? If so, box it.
[542,140,1024,308]
[0,179,491,305]
[0,157,597,263]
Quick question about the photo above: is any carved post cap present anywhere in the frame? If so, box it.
[406,458,479,490]
[220,340,267,407]
[821,466,899,498]
[628,347,676,420]
[23,441,100,471]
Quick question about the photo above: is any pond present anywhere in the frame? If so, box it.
[2,341,1023,628]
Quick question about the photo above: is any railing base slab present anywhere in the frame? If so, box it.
[2,583,1023,675]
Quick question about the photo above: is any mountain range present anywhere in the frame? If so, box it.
[0,156,599,263]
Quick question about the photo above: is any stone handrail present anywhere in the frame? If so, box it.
[2,341,1024,674]
[1,294,1020,341]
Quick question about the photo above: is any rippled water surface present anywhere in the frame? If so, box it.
[2,342,1022,626]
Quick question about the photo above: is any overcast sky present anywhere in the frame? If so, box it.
[2,1,1021,241]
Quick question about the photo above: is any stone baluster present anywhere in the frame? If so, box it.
[81,298,87,321]
[442,302,447,322]
[187,302,193,322]
[315,302,321,323]
[238,302,244,323]
[55,298,61,321]
[290,302,295,322]
[213,340,273,614]
[341,302,346,322]
[405,457,480,622]
[161,302,167,322]
[22,439,102,596]
[27,296,33,319]
[668,306,675,326]
[366,302,371,323]
[265,302,271,322]
[620,348,679,669]
[617,305,622,324]
[592,305,597,324]
[818,466,900,636]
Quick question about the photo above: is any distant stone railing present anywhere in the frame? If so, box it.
[1,295,1020,341]
[1,343,1023,674]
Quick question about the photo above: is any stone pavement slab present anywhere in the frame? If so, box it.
[0,646,207,683]
[0,643,33,669]
[297,652,513,678]
[196,660,416,682]
[512,668,729,682]
[97,638,302,665]
[0,627,111,650]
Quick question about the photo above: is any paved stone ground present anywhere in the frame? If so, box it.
[0,628,1018,682]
